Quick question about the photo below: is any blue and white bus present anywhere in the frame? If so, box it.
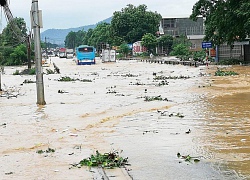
[75,45,95,65]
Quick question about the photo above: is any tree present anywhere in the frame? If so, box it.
[8,44,27,65]
[65,31,77,49]
[190,0,250,45]
[83,28,93,45]
[170,41,191,60]
[87,23,111,48]
[119,43,130,57]
[111,4,162,43]
[141,33,157,53]
[157,34,173,54]
[1,17,27,46]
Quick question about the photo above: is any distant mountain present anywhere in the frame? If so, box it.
[41,17,112,46]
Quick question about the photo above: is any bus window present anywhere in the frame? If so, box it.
[79,47,93,53]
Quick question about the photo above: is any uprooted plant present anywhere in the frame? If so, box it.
[177,152,201,163]
[144,95,168,102]
[153,75,190,80]
[58,76,92,82]
[36,147,56,154]
[214,69,239,76]
[70,150,128,169]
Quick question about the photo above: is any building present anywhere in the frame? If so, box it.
[133,41,147,55]
[187,35,205,52]
[217,41,250,63]
[156,17,205,55]
[161,17,204,37]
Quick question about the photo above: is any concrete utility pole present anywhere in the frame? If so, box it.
[0,69,2,91]
[31,0,46,105]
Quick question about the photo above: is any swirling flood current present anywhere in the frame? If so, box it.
[0,57,249,180]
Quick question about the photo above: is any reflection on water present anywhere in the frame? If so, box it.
[198,66,250,179]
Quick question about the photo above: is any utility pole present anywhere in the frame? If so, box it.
[0,68,2,91]
[31,0,46,105]
[26,33,32,69]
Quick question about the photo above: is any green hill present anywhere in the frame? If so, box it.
[41,17,112,46]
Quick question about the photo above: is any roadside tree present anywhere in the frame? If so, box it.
[1,17,27,46]
[170,43,191,60]
[157,34,173,55]
[65,31,77,49]
[87,23,112,48]
[190,0,250,45]
[8,44,27,65]
[141,33,157,54]
[119,43,130,57]
[111,4,162,44]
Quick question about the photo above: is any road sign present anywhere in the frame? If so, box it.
[202,42,212,48]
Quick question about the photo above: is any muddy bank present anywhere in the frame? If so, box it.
[0,58,243,179]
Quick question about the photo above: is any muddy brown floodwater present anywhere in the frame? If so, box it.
[196,65,250,179]
[0,57,249,180]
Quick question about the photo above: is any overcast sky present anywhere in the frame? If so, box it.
[2,0,198,32]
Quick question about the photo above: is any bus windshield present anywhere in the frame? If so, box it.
[78,47,93,53]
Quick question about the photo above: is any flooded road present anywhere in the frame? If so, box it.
[0,58,248,179]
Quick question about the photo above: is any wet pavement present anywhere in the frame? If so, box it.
[0,58,249,179]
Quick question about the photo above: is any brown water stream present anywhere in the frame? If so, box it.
[196,65,250,179]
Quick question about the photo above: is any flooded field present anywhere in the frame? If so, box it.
[0,58,249,179]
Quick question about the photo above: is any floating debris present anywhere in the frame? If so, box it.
[71,150,128,169]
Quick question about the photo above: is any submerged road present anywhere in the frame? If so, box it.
[0,57,246,179]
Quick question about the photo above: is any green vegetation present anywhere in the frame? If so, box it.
[23,79,35,84]
[72,150,128,169]
[144,95,168,101]
[217,58,243,65]
[157,34,174,55]
[58,76,92,82]
[141,33,158,54]
[169,112,185,118]
[153,75,190,80]
[0,18,35,66]
[119,43,130,57]
[46,69,55,74]
[58,76,76,82]
[28,68,36,75]
[111,4,162,44]
[13,70,20,75]
[64,4,162,57]
[214,69,239,76]
[177,152,201,163]
[190,1,250,46]
[13,68,36,75]
[36,148,56,154]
